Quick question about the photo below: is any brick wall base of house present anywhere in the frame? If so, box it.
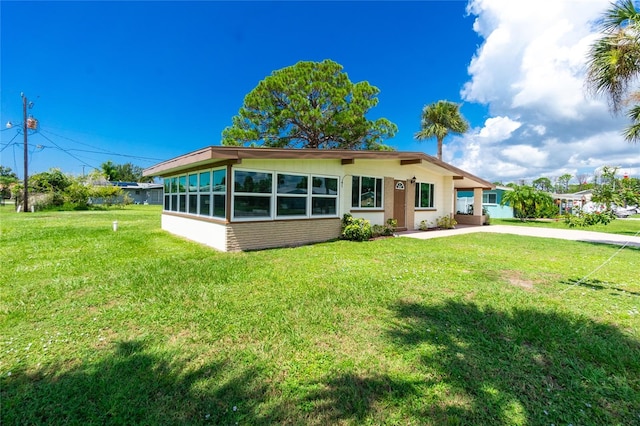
[226,218,342,252]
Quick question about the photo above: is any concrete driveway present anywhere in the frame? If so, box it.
[400,223,640,248]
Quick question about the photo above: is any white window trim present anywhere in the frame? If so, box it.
[310,175,339,218]
[351,175,384,210]
[163,168,227,219]
[231,168,340,222]
[232,168,274,222]
[415,181,436,209]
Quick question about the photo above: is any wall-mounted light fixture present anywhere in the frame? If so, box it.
[410,176,416,184]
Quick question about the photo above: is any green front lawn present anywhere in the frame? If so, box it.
[492,217,640,237]
[1,205,639,425]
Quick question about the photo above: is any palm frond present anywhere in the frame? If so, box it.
[623,104,640,142]
[600,0,640,33]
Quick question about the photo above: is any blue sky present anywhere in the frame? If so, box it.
[1,0,638,183]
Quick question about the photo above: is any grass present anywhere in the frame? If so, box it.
[492,216,640,237]
[1,205,639,425]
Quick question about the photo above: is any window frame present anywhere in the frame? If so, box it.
[415,181,435,209]
[351,175,384,210]
[276,172,309,218]
[232,169,274,220]
[231,168,340,222]
[483,193,497,204]
[162,168,226,219]
[311,176,339,217]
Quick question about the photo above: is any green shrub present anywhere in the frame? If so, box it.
[436,215,457,229]
[564,210,615,227]
[419,220,432,230]
[371,218,397,238]
[341,213,372,241]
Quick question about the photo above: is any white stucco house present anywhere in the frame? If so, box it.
[143,146,493,251]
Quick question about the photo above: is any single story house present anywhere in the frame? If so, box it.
[113,182,164,205]
[549,190,592,214]
[143,146,493,252]
[457,185,514,219]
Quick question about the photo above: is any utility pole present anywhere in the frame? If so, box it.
[22,94,29,213]
[18,93,38,213]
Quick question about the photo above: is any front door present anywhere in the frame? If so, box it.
[393,180,406,229]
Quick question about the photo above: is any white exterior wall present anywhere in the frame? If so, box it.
[413,210,443,229]
[161,214,227,251]
[342,160,452,228]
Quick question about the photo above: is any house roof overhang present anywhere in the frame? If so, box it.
[143,146,494,190]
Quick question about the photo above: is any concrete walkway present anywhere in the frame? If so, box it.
[399,223,640,248]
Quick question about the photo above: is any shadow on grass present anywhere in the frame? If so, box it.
[1,340,267,425]
[4,304,640,425]
[560,277,640,296]
[387,300,640,425]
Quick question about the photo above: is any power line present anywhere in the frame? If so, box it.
[37,132,99,171]
[0,132,20,152]
[40,128,164,161]
[1,140,159,163]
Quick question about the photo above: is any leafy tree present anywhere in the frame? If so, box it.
[101,161,118,181]
[414,100,469,160]
[114,163,146,182]
[501,185,554,221]
[532,177,552,192]
[29,169,71,194]
[100,161,152,182]
[0,166,19,199]
[556,173,573,193]
[222,59,397,150]
[586,0,640,143]
[592,166,640,209]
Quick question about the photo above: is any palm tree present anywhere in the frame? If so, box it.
[415,100,469,160]
[586,0,640,142]
[501,185,532,221]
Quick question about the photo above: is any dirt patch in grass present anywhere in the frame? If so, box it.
[501,270,535,290]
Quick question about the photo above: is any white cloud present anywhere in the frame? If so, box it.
[502,144,548,167]
[454,0,640,183]
[478,116,521,142]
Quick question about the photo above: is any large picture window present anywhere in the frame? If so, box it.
[415,182,435,208]
[351,176,383,209]
[233,170,273,218]
[312,177,338,216]
[277,173,307,216]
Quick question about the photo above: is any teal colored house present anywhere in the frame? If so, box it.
[456,185,514,219]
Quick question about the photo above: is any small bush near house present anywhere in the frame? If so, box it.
[436,215,457,229]
[371,218,397,238]
[341,213,372,241]
[419,219,432,230]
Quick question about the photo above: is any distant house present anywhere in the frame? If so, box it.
[112,182,164,205]
[143,146,494,252]
[456,185,514,219]
[549,190,592,214]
